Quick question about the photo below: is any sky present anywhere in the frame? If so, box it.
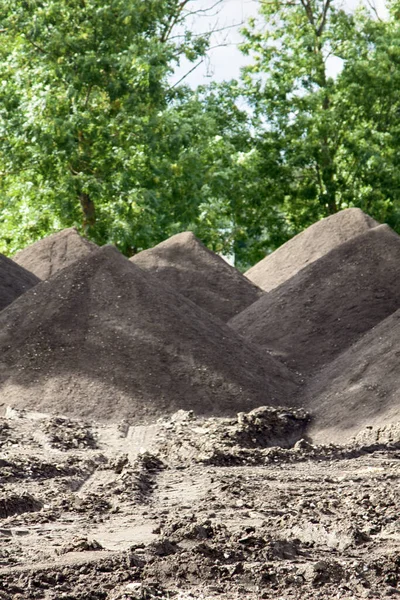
[170,0,389,88]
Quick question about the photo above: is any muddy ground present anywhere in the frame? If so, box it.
[0,407,399,600]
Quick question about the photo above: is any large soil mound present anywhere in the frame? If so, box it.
[130,232,262,322]
[230,225,400,377]
[300,309,400,443]
[0,246,297,422]
[0,254,40,311]
[245,208,378,291]
[13,227,97,279]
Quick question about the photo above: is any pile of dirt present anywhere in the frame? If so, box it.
[245,208,378,291]
[0,245,297,422]
[155,407,310,467]
[0,254,40,312]
[300,308,400,443]
[13,227,97,279]
[130,231,263,322]
[230,225,400,377]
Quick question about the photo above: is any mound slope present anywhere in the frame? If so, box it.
[0,246,297,422]
[230,225,400,376]
[130,232,262,322]
[13,228,97,279]
[245,208,378,291]
[0,254,40,312]
[300,309,400,443]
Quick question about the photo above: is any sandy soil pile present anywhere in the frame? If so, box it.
[300,308,400,442]
[13,227,97,279]
[230,225,400,377]
[0,245,297,421]
[130,231,263,321]
[245,208,378,291]
[0,254,40,311]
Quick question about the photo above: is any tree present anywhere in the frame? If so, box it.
[239,0,400,244]
[0,0,288,268]
[0,0,211,254]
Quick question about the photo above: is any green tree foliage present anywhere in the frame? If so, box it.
[0,0,275,267]
[0,0,211,253]
[240,0,400,247]
[2,0,400,270]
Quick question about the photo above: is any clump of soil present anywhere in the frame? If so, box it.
[0,494,42,518]
[300,308,400,442]
[130,231,263,322]
[155,407,310,467]
[0,245,297,421]
[13,227,97,280]
[245,207,378,291]
[231,225,400,377]
[0,254,40,312]
[57,537,104,555]
[43,416,98,450]
[98,452,164,504]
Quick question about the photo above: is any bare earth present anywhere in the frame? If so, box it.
[1,407,399,600]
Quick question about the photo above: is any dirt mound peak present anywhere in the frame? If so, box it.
[0,254,40,312]
[13,227,97,279]
[231,224,400,377]
[245,208,378,291]
[130,231,262,322]
[0,244,297,422]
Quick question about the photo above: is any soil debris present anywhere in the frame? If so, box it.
[0,494,42,519]
[43,416,98,450]
[245,207,378,291]
[155,407,310,466]
[130,231,263,322]
[13,227,97,280]
[57,537,104,555]
[0,407,399,599]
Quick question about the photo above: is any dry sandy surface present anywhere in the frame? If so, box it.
[1,407,399,600]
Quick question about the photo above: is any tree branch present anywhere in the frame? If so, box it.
[365,0,383,21]
[316,0,331,36]
[168,58,205,89]
[300,0,315,27]
[160,0,192,43]
[23,35,48,54]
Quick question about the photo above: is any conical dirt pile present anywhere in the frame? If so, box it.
[13,227,97,279]
[300,309,400,443]
[245,208,378,291]
[0,246,297,422]
[130,232,262,322]
[230,225,400,377]
[0,254,40,312]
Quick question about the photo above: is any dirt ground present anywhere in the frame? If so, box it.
[1,407,399,600]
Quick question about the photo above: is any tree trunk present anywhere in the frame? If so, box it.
[79,193,96,231]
